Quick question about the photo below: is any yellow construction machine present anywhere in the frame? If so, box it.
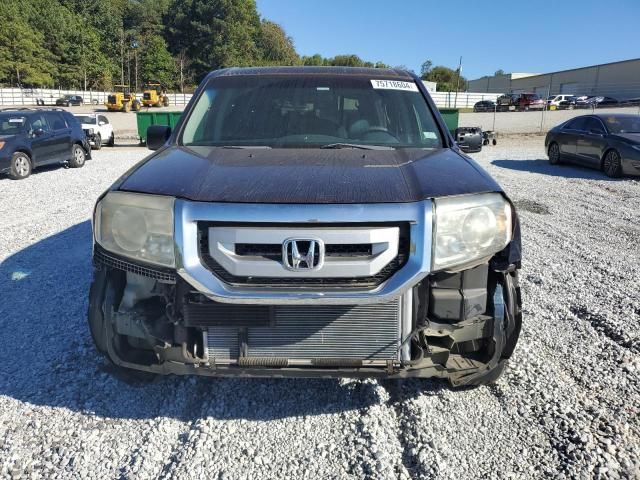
[141,82,170,107]
[105,85,141,112]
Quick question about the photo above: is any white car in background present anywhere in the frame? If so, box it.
[74,113,114,149]
[546,94,575,108]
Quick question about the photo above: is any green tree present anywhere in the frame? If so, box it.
[165,0,262,82]
[0,0,56,86]
[423,65,467,92]
[140,34,174,86]
[494,69,506,76]
[256,20,299,65]
[330,54,365,67]
[302,54,326,66]
[420,60,433,79]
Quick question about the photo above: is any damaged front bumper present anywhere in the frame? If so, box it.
[88,246,522,387]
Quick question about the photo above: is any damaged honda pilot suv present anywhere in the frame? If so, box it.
[88,67,522,386]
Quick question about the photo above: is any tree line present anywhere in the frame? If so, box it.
[0,0,468,93]
[0,0,392,92]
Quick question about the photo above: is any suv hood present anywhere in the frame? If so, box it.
[117,146,502,204]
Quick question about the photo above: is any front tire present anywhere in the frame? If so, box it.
[93,133,102,150]
[603,150,622,178]
[68,144,86,168]
[548,142,561,165]
[9,152,32,180]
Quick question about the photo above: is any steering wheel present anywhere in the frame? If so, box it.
[361,126,399,141]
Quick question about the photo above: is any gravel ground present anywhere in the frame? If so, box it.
[0,139,638,479]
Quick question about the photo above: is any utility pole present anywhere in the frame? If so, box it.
[120,29,125,85]
[131,39,139,93]
[453,56,463,108]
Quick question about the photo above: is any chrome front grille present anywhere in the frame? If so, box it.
[205,298,402,364]
[174,200,433,304]
[197,223,410,288]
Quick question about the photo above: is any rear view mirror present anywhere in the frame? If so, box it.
[147,125,171,150]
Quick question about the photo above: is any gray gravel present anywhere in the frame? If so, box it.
[0,140,638,479]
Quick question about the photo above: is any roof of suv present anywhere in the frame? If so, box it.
[215,66,414,79]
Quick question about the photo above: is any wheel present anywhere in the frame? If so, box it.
[492,139,497,146]
[107,133,115,147]
[548,142,561,165]
[603,150,622,178]
[93,133,102,150]
[162,96,169,107]
[123,102,131,113]
[9,152,32,180]
[132,100,141,111]
[68,144,86,168]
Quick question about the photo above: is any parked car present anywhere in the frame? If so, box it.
[558,95,593,109]
[496,93,518,111]
[87,66,523,387]
[473,100,496,112]
[547,94,575,109]
[55,95,84,106]
[585,96,619,107]
[74,113,114,149]
[0,108,91,179]
[516,93,545,111]
[545,114,640,178]
[496,93,544,111]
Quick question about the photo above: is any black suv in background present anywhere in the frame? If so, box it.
[0,108,91,179]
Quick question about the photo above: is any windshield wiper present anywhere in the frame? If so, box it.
[320,143,394,150]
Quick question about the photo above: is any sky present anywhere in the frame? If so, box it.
[256,0,640,80]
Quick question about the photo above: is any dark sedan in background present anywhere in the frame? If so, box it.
[56,95,84,106]
[545,114,640,177]
[473,100,496,112]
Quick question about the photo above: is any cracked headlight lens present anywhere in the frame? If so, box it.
[94,192,175,267]
[432,193,512,271]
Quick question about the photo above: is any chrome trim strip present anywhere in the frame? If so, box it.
[174,200,432,305]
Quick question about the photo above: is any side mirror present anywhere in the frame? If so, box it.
[99,121,106,126]
[33,128,45,137]
[147,125,171,150]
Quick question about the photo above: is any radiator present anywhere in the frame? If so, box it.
[204,299,401,365]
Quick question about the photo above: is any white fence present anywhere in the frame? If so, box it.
[429,91,502,109]
[0,88,193,106]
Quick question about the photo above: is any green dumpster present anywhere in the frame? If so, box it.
[136,111,183,143]
[438,108,459,135]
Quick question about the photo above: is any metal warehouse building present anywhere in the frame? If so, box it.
[468,58,640,100]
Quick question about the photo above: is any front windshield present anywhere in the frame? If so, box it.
[75,115,96,124]
[602,116,640,134]
[0,115,27,135]
[181,75,443,149]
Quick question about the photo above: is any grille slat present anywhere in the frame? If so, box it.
[205,299,400,362]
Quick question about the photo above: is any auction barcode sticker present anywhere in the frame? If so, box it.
[370,79,419,92]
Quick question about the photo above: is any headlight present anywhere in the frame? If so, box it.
[432,193,512,271]
[94,192,175,267]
